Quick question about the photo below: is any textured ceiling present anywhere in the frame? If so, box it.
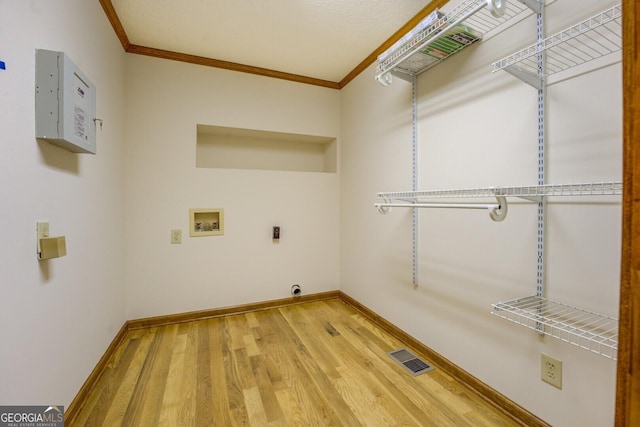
[110,0,432,84]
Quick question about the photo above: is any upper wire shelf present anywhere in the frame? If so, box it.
[376,0,533,85]
[491,4,622,88]
[491,296,618,360]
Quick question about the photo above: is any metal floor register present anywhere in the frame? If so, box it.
[388,348,435,376]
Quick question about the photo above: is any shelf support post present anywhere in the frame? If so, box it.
[411,75,419,287]
[535,2,547,335]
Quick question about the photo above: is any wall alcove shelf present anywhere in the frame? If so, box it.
[374,0,623,360]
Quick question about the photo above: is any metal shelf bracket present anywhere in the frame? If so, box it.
[514,0,541,14]
[503,65,544,90]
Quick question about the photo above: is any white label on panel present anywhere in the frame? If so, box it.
[73,72,90,141]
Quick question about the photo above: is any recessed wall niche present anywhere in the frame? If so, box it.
[196,124,337,173]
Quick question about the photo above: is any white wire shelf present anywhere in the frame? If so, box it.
[376,0,532,85]
[376,180,622,201]
[491,296,618,360]
[492,4,622,88]
[375,181,622,221]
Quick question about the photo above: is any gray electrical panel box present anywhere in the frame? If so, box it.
[35,49,96,154]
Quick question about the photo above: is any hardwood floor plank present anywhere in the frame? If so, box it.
[225,317,257,389]
[277,304,343,380]
[157,332,187,426]
[299,300,515,426]
[273,385,306,425]
[70,298,538,426]
[243,386,268,425]
[221,347,250,425]
[220,315,253,424]
[357,345,459,427]
[71,336,141,426]
[325,300,517,426]
[195,321,214,426]
[121,328,161,424]
[173,321,197,426]
[258,309,357,426]
[141,324,177,424]
[124,325,176,426]
[226,312,252,351]
[83,337,141,426]
[342,344,462,425]
[333,362,405,426]
[243,333,260,357]
[101,328,157,426]
[248,311,339,425]
[209,317,234,426]
[249,354,285,423]
[287,302,445,426]
[247,312,290,391]
[245,311,260,329]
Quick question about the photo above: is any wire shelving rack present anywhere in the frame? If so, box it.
[373,0,622,361]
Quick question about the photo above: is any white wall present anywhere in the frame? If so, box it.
[124,55,341,319]
[340,1,621,426]
[0,0,621,422]
[0,0,126,408]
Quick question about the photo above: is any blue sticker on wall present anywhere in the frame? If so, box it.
[0,61,5,70]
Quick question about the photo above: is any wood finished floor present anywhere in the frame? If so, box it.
[71,299,519,426]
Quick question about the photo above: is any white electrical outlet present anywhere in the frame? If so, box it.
[171,229,182,244]
[541,353,562,389]
[36,221,50,258]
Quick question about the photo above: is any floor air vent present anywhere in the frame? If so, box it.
[388,348,435,376]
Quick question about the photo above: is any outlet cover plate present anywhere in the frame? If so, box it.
[541,353,562,389]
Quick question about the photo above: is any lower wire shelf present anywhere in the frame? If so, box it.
[491,296,618,360]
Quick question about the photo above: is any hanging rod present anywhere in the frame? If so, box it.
[376,197,508,221]
[375,202,499,210]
